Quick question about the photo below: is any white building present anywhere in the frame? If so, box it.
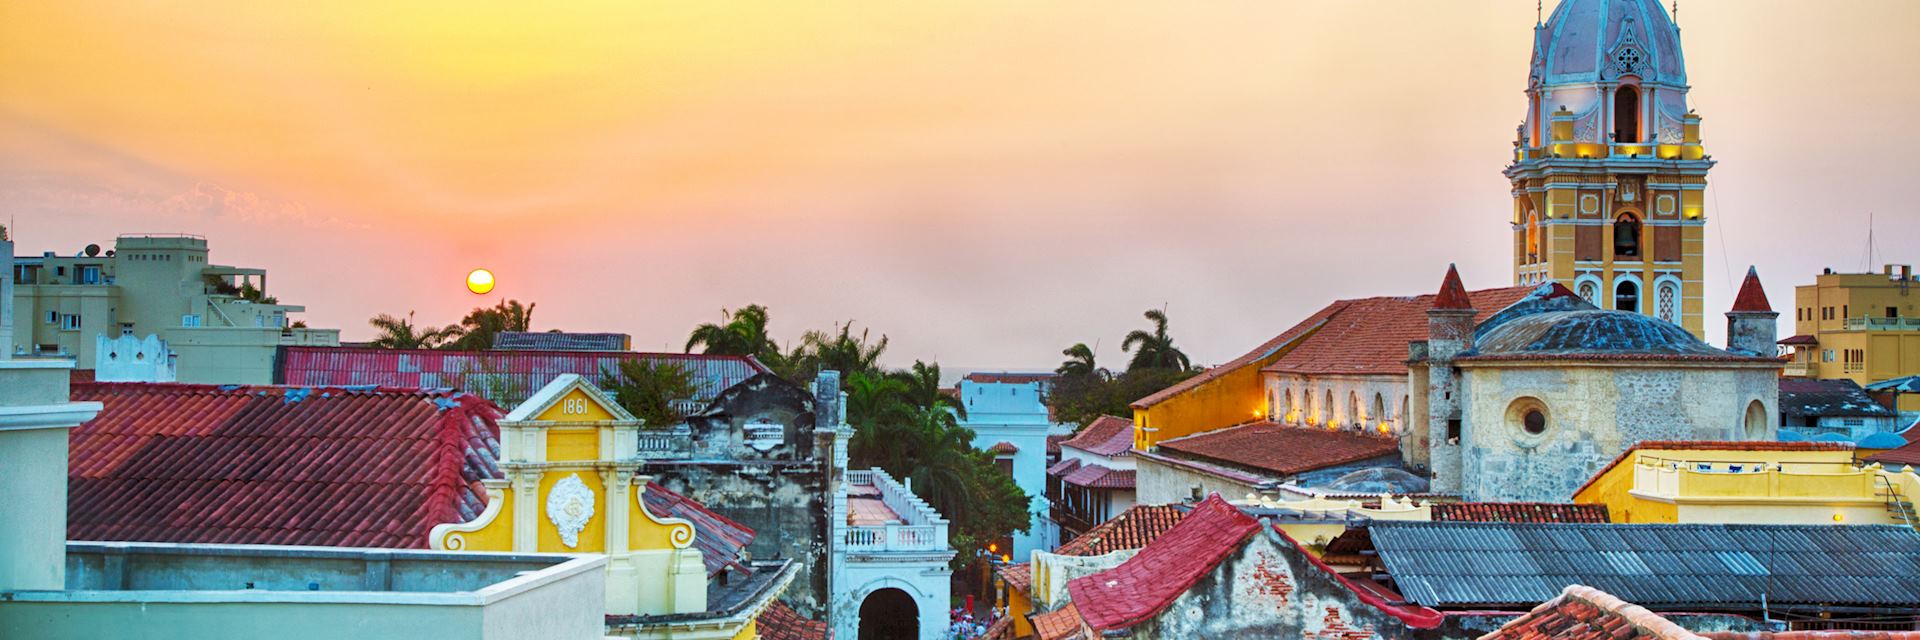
[955,372,1064,558]
[829,468,954,640]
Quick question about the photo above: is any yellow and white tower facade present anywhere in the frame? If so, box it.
[1507,0,1712,338]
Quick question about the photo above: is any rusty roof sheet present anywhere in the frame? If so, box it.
[278,346,770,408]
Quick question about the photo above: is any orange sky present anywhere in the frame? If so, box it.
[4,1,1917,370]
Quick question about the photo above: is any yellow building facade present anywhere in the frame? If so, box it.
[1783,265,1920,412]
[1508,0,1710,338]
[1573,442,1920,527]
[431,374,785,639]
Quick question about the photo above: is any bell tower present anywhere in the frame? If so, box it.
[1506,0,1712,338]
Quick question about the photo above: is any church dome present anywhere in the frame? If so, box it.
[1472,309,1737,360]
[1530,0,1687,88]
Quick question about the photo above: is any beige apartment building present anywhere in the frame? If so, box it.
[1783,264,1920,413]
[8,234,337,383]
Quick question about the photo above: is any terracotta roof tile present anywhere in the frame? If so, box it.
[278,346,769,408]
[1061,464,1135,490]
[1730,267,1772,313]
[1867,430,1920,467]
[1430,502,1610,524]
[755,600,829,640]
[1483,585,1705,640]
[1067,495,1258,632]
[988,441,1020,455]
[67,382,503,549]
[1054,504,1187,557]
[1059,415,1134,457]
[1132,301,1352,408]
[1704,633,1920,640]
[1155,421,1400,477]
[998,562,1033,594]
[1262,286,1533,376]
[1046,434,1068,455]
[1778,334,1818,346]
[1030,602,1086,640]
[1047,458,1082,477]
[642,481,756,577]
[1433,264,1473,310]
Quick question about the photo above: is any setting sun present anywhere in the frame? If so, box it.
[466,268,495,295]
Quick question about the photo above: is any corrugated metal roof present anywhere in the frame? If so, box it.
[492,331,630,352]
[1368,522,1920,610]
[279,346,770,408]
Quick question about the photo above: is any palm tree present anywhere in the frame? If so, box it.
[793,322,888,380]
[1121,308,1190,373]
[599,360,697,427]
[367,311,456,349]
[845,372,914,467]
[446,300,536,350]
[685,304,779,359]
[1055,343,1107,380]
[891,361,965,420]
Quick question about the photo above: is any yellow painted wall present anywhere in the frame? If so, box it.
[731,619,757,640]
[1574,446,1904,525]
[1005,583,1035,638]
[546,428,600,462]
[538,388,619,421]
[446,490,515,552]
[632,486,696,551]
[1131,327,1322,449]
[539,471,607,553]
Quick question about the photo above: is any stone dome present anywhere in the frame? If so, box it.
[1472,309,1736,359]
[1530,0,1687,89]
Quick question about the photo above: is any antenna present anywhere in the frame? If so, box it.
[1866,212,1875,271]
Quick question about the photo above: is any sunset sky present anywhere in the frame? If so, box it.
[4,1,1916,372]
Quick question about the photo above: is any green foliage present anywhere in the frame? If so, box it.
[686,304,780,360]
[446,299,536,351]
[779,321,889,381]
[367,311,458,350]
[1050,367,1196,428]
[599,360,698,427]
[236,281,278,305]
[1121,308,1190,373]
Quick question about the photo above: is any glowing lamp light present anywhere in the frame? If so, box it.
[987,542,998,554]
[1833,513,1845,523]
[466,269,495,295]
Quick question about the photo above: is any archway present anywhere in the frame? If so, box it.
[858,587,919,640]
[1743,400,1769,440]
[1614,85,1640,143]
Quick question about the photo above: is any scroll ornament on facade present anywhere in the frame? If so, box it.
[546,473,596,548]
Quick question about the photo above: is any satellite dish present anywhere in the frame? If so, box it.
[85,244,101,257]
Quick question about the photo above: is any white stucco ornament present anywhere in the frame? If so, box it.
[546,473,596,548]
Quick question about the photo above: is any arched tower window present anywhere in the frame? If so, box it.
[1526,212,1542,264]
[1743,400,1769,440]
[1613,214,1641,259]
[1372,393,1387,433]
[1614,85,1640,143]
[1656,281,1680,324]
[1615,280,1640,313]
[1285,389,1296,422]
[1348,391,1362,428]
[1324,389,1335,428]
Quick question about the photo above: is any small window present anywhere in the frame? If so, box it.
[182,314,202,328]
[1446,418,1462,442]
[55,265,67,277]
[60,314,82,331]
[1889,307,1901,319]
[46,310,58,325]
[1615,280,1640,313]
[1523,409,1547,435]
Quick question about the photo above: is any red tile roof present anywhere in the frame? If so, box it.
[1867,430,1920,467]
[1155,421,1400,477]
[755,600,829,640]
[1573,441,1857,499]
[1132,301,1350,409]
[1061,464,1134,490]
[1047,458,1081,476]
[1059,415,1135,457]
[1778,334,1818,346]
[67,382,503,549]
[1433,264,1473,310]
[999,562,1033,594]
[1046,434,1068,455]
[1068,495,1258,632]
[1261,286,1533,376]
[1054,504,1187,557]
[1731,266,1772,313]
[642,482,756,577]
[1031,602,1085,640]
[987,441,1020,455]
[1430,502,1610,524]
[1483,585,1705,640]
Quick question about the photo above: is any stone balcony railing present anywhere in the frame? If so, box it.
[1631,459,1880,501]
[842,468,949,553]
[1846,317,1920,331]
[636,428,694,460]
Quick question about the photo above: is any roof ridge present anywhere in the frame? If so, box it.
[72,381,463,398]
[1560,585,1706,640]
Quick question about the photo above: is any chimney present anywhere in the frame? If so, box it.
[1726,266,1779,357]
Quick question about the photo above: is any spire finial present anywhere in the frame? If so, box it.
[1672,0,1679,27]
[1537,0,1544,26]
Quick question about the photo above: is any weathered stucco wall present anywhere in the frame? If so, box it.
[1457,364,1778,502]
[649,374,834,617]
[1134,455,1259,506]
